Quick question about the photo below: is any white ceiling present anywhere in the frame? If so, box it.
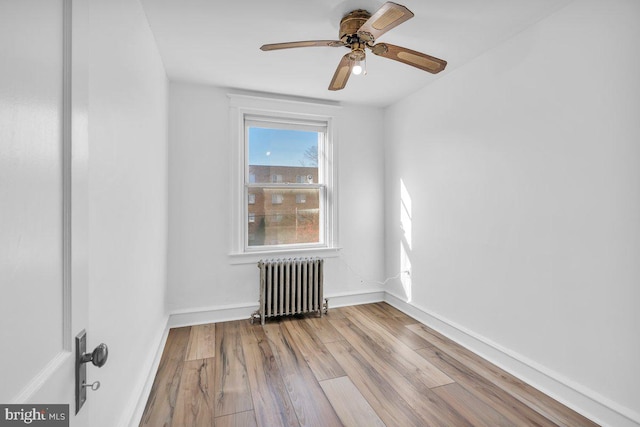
[140,0,569,107]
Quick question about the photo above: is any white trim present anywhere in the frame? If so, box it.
[228,246,341,265]
[62,0,73,354]
[228,92,342,112]
[11,351,71,404]
[122,318,170,427]
[168,302,260,328]
[325,290,385,308]
[384,292,640,427]
[166,289,384,328]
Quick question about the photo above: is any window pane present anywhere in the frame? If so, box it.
[247,188,321,247]
[247,127,319,184]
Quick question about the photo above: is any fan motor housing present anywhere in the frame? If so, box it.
[339,9,371,40]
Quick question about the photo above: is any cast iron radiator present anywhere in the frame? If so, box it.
[251,258,328,325]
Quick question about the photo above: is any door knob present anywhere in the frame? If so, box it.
[75,330,109,414]
[80,343,108,367]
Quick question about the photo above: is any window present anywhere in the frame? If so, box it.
[230,94,338,256]
[246,119,324,249]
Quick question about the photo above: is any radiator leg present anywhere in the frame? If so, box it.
[250,309,261,325]
[250,309,266,325]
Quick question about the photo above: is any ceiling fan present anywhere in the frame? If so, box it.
[260,2,447,91]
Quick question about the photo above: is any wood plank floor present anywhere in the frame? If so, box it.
[140,302,599,427]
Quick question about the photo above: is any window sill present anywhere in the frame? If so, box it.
[228,247,341,265]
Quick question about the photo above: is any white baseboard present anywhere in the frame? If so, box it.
[166,289,385,328]
[384,292,640,427]
[325,289,385,308]
[122,317,170,427]
[168,302,260,328]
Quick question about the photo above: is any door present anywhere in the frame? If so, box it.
[0,1,90,425]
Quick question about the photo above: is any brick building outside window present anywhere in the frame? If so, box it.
[247,165,320,246]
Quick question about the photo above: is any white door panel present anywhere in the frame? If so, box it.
[0,0,90,425]
[0,0,64,398]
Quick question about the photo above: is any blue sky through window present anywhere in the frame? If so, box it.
[248,127,318,167]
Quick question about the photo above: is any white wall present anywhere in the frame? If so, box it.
[87,0,168,425]
[168,83,385,316]
[384,0,640,425]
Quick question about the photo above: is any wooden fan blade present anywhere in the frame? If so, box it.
[357,2,414,42]
[328,54,352,91]
[371,43,447,74]
[260,40,344,51]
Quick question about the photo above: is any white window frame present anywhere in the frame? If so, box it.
[229,94,339,260]
[244,117,325,250]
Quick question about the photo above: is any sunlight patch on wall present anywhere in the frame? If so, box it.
[400,179,412,249]
[400,241,412,302]
[400,179,413,302]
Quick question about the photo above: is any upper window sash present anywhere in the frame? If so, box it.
[244,119,327,187]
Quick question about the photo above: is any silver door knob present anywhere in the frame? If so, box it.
[80,343,108,368]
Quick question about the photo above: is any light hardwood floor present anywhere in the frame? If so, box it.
[139,302,599,427]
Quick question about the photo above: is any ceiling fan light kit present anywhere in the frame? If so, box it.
[348,46,366,75]
[260,2,447,91]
